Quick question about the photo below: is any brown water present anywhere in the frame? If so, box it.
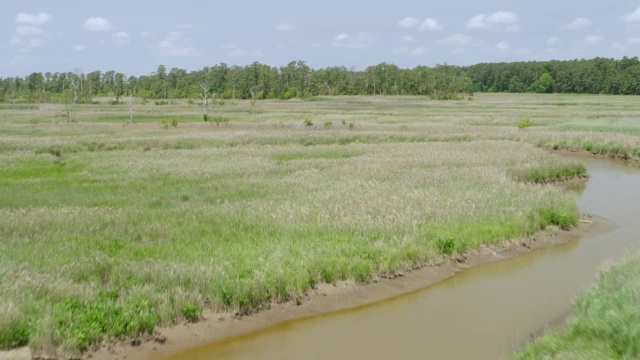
[167,157,640,360]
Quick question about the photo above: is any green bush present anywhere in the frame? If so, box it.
[517,117,533,129]
[435,237,457,255]
[0,317,30,349]
[51,293,159,351]
[181,304,200,323]
[539,208,577,230]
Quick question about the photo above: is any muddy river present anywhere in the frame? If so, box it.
[165,157,640,360]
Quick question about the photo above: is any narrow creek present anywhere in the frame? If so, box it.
[166,156,640,360]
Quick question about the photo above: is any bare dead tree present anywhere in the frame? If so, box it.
[200,83,211,121]
[129,92,134,124]
[68,78,79,123]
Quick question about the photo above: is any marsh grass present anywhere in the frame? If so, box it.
[2,93,637,353]
[512,162,587,184]
[514,257,640,359]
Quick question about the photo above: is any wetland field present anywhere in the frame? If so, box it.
[1,93,640,359]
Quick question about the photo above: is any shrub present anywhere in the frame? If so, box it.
[303,118,314,127]
[539,208,577,230]
[160,119,178,129]
[181,304,200,323]
[517,117,533,129]
[213,115,228,126]
[435,237,457,255]
[0,317,30,349]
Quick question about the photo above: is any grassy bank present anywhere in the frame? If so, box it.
[514,257,640,359]
[2,94,637,355]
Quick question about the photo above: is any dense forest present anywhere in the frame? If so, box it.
[1,56,639,103]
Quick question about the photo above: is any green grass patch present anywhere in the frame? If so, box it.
[514,257,640,359]
[0,316,30,350]
[271,147,365,163]
[47,292,159,351]
[304,96,335,102]
[514,163,587,184]
[0,104,39,110]
[539,138,637,160]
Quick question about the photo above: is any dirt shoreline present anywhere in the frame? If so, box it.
[1,214,614,360]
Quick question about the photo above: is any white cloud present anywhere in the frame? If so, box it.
[393,46,428,56]
[158,31,199,57]
[547,36,561,45]
[438,34,482,47]
[402,35,416,43]
[624,7,640,22]
[398,17,419,28]
[466,15,487,29]
[332,32,373,48]
[466,11,519,30]
[229,48,263,58]
[159,41,199,57]
[15,12,51,26]
[82,17,113,32]
[15,25,44,37]
[166,31,183,42]
[487,11,518,24]
[276,23,295,31]
[495,41,510,50]
[112,32,130,46]
[393,47,409,55]
[506,25,521,33]
[419,18,443,32]
[567,18,593,30]
[9,36,23,45]
[411,46,428,56]
[26,39,43,48]
[584,34,603,44]
[73,44,86,51]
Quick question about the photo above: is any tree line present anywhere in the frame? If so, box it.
[1,56,639,104]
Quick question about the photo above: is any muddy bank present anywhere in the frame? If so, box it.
[53,213,608,360]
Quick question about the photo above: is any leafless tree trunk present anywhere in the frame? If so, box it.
[129,93,134,124]
[200,83,211,119]
[200,83,210,114]
[69,79,78,123]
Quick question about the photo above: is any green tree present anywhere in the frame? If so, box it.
[533,72,554,93]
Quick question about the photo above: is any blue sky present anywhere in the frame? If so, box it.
[2,0,640,77]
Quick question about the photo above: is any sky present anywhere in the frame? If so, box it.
[2,0,640,77]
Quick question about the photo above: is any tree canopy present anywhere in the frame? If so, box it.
[1,56,639,103]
